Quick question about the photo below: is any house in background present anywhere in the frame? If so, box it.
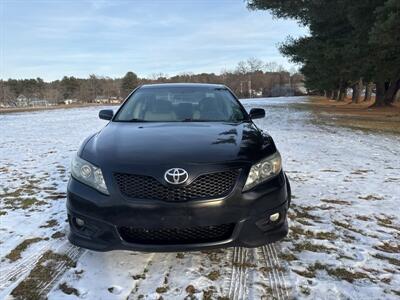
[109,96,122,104]
[251,89,263,97]
[64,99,78,105]
[30,97,49,107]
[94,96,109,104]
[15,95,29,107]
[293,82,307,95]
[12,95,52,107]
[94,96,123,104]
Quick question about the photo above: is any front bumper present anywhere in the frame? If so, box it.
[67,171,291,252]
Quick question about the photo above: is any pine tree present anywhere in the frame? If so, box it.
[121,72,138,98]
[247,0,400,106]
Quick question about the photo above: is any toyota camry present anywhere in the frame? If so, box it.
[67,83,291,251]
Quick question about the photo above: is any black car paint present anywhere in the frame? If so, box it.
[67,83,291,252]
[80,122,275,166]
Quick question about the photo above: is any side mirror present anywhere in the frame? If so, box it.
[99,109,114,120]
[249,108,265,119]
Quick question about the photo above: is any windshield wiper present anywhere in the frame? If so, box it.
[126,118,148,122]
[181,118,213,122]
[182,118,240,122]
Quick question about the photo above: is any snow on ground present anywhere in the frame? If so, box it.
[0,97,399,299]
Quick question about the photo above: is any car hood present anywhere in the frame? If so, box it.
[81,122,275,166]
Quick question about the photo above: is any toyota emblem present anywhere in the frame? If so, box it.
[164,168,189,185]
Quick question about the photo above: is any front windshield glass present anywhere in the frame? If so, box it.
[114,86,247,122]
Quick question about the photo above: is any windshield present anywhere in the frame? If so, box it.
[114,86,247,122]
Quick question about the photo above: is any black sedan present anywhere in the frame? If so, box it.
[67,83,291,252]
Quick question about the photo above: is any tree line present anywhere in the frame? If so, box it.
[0,58,304,106]
[247,0,400,106]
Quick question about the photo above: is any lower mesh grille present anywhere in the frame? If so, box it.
[118,223,235,245]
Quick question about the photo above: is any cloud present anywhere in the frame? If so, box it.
[2,1,307,80]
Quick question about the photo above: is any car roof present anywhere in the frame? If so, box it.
[140,83,226,89]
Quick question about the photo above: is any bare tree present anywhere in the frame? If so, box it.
[264,61,279,72]
[247,57,264,72]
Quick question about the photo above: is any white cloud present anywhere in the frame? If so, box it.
[2,1,307,80]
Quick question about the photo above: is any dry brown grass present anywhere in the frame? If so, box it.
[59,282,79,296]
[373,253,400,266]
[293,262,370,282]
[206,270,221,281]
[6,238,43,262]
[11,250,76,299]
[320,199,351,205]
[374,242,400,253]
[290,225,337,240]
[40,219,58,228]
[293,241,334,253]
[304,96,400,134]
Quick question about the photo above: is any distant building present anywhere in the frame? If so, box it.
[270,84,294,97]
[30,98,49,107]
[251,89,263,97]
[94,96,123,104]
[13,95,53,107]
[109,96,122,104]
[95,96,109,104]
[16,95,29,107]
[293,82,307,95]
[64,99,78,105]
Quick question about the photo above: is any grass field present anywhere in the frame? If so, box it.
[0,97,399,299]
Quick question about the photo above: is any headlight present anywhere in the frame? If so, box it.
[243,152,282,191]
[71,155,109,195]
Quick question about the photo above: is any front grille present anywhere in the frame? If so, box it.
[118,223,235,245]
[114,169,239,202]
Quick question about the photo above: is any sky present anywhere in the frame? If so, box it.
[0,0,307,81]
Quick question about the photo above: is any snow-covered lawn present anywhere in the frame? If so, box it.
[0,97,399,299]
